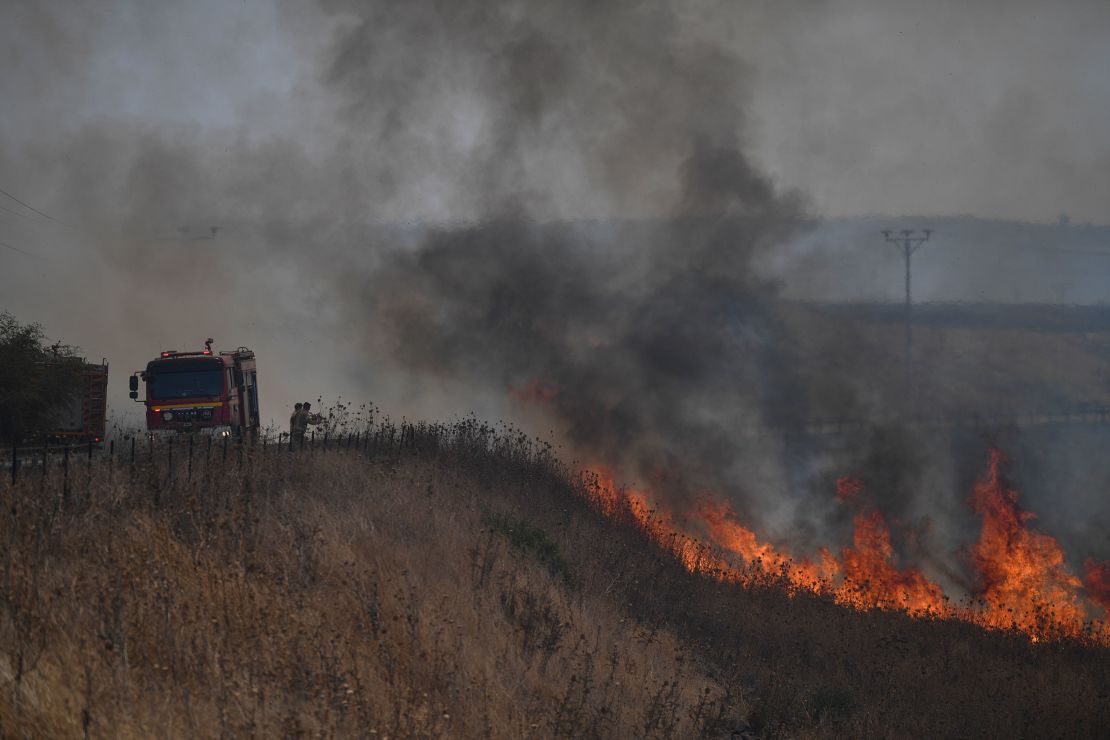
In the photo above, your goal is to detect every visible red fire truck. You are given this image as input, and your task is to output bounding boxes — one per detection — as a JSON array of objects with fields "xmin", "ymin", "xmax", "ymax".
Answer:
[{"xmin": 130, "ymin": 339, "xmax": 260, "ymax": 436}]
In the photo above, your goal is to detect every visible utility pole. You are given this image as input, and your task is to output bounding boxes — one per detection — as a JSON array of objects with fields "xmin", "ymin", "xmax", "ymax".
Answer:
[{"xmin": 882, "ymin": 228, "xmax": 933, "ymax": 415}]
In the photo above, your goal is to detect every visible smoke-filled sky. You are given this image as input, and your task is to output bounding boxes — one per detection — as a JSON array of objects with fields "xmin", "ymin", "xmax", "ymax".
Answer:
[
  {"xmin": 3, "ymin": 0, "xmax": 1110, "ymax": 223},
  {"xmin": 4, "ymin": 0, "xmax": 1110, "ymax": 580}
]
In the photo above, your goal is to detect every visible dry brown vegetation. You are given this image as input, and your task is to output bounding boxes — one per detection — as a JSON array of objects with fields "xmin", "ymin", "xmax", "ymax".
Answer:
[
  {"xmin": 779, "ymin": 303, "xmax": 1110, "ymax": 419},
  {"xmin": 1, "ymin": 422, "xmax": 1109, "ymax": 738}
]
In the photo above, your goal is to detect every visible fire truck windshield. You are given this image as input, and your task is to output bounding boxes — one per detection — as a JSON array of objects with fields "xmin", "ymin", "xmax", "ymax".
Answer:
[{"xmin": 146, "ymin": 360, "xmax": 224, "ymax": 400}]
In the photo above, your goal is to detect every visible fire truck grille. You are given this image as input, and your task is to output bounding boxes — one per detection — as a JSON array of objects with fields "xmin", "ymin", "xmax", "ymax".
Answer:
[{"xmin": 162, "ymin": 407, "xmax": 215, "ymax": 423}]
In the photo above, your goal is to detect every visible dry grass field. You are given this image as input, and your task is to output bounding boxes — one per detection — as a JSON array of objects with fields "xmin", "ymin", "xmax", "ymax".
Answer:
[
  {"xmin": 779, "ymin": 302, "xmax": 1110, "ymax": 421},
  {"xmin": 1, "ymin": 422, "xmax": 1108, "ymax": 738}
]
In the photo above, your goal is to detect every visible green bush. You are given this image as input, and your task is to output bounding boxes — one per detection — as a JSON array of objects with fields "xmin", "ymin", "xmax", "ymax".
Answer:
[
  {"xmin": 0, "ymin": 312, "xmax": 81, "ymax": 442},
  {"xmin": 483, "ymin": 510, "xmax": 576, "ymax": 588}
]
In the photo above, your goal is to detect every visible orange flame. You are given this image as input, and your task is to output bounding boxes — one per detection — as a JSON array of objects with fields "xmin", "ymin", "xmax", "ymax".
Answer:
[
  {"xmin": 698, "ymin": 501, "xmax": 838, "ymax": 590},
  {"xmin": 968, "ymin": 448, "xmax": 1086, "ymax": 635},
  {"xmin": 585, "ymin": 467, "xmax": 725, "ymax": 574},
  {"xmin": 835, "ymin": 476, "xmax": 864, "ymax": 504},
  {"xmin": 580, "ymin": 448, "xmax": 1109, "ymax": 645},
  {"xmin": 509, "ymin": 379, "xmax": 560, "ymax": 405},
  {"xmin": 839, "ymin": 509, "xmax": 945, "ymax": 614},
  {"xmin": 1084, "ymin": 559, "xmax": 1110, "ymax": 613}
]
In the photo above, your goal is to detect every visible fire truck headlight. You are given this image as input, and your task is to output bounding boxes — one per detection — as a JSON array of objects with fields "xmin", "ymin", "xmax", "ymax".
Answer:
[{"xmin": 162, "ymin": 411, "xmax": 174, "ymax": 421}]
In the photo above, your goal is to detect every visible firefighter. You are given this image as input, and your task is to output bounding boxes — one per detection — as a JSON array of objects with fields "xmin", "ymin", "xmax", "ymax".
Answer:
[
  {"xmin": 292, "ymin": 402, "xmax": 313, "ymax": 446},
  {"xmin": 290, "ymin": 402, "xmax": 323, "ymax": 446},
  {"xmin": 302, "ymin": 401, "xmax": 324, "ymax": 427},
  {"xmin": 289, "ymin": 402, "xmax": 303, "ymax": 441}
]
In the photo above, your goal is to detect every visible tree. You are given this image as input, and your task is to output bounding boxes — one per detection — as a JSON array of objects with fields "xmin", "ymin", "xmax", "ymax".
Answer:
[{"xmin": 0, "ymin": 312, "xmax": 82, "ymax": 443}]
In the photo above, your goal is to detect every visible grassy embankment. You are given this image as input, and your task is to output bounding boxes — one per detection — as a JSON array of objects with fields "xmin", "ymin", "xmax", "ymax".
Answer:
[{"xmin": 1, "ymin": 421, "xmax": 1108, "ymax": 738}]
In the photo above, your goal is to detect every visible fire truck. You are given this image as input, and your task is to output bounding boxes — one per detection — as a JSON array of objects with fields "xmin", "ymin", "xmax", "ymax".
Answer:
[
  {"xmin": 47, "ymin": 357, "xmax": 109, "ymax": 444},
  {"xmin": 130, "ymin": 339, "xmax": 260, "ymax": 436}
]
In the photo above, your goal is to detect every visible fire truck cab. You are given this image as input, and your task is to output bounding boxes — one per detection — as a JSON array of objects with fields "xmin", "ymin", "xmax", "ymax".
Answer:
[{"xmin": 130, "ymin": 339, "xmax": 260, "ymax": 436}]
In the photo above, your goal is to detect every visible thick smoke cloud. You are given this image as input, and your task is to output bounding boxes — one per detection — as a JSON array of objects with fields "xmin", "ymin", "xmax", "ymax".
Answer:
[
  {"xmin": 353, "ymin": 218, "xmax": 807, "ymax": 509},
  {"xmin": 318, "ymin": 0, "xmax": 797, "ymax": 222},
  {"xmin": 319, "ymin": 0, "xmax": 828, "ymax": 525}
]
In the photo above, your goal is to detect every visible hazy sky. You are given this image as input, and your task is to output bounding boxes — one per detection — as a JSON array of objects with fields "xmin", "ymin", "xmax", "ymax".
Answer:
[
  {"xmin": 2, "ymin": 0, "xmax": 1109, "ymax": 224},
  {"xmin": 743, "ymin": 0, "xmax": 1110, "ymax": 222}
]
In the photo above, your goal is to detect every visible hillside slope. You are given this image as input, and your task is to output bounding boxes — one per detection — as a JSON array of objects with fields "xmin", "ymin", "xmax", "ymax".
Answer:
[{"xmin": 1, "ymin": 426, "xmax": 1108, "ymax": 738}]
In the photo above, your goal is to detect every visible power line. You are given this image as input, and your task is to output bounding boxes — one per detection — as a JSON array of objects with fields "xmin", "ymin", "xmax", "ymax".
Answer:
[
  {"xmin": 0, "ymin": 239, "xmax": 37, "ymax": 258},
  {"xmin": 0, "ymin": 185, "xmax": 72, "ymax": 227},
  {"xmin": 1028, "ymin": 245, "xmax": 1110, "ymax": 258},
  {"xmin": 0, "ymin": 185, "xmax": 221, "ymax": 241},
  {"xmin": 0, "ymin": 201, "xmax": 38, "ymax": 221}
]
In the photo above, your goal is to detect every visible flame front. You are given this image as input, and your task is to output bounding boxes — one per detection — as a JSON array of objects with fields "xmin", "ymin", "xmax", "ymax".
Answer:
[
  {"xmin": 968, "ymin": 448, "xmax": 1087, "ymax": 634},
  {"xmin": 698, "ymin": 500, "xmax": 838, "ymax": 590},
  {"xmin": 583, "ymin": 448, "xmax": 1109, "ymax": 645},
  {"xmin": 839, "ymin": 509, "xmax": 946, "ymax": 613},
  {"xmin": 1084, "ymin": 559, "xmax": 1110, "ymax": 612}
]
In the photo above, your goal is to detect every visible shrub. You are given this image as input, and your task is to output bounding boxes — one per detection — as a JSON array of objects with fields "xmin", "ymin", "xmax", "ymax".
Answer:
[{"xmin": 0, "ymin": 311, "xmax": 81, "ymax": 442}]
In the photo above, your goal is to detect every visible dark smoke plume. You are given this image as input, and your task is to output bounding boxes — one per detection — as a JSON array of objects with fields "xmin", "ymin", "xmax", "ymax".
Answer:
[{"xmin": 318, "ymin": 0, "xmax": 826, "ymax": 522}]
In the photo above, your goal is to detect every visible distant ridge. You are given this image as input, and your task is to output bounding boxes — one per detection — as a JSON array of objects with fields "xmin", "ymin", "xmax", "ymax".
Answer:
[{"xmin": 802, "ymin": 301, "xmax": 1110, "ymax": 333}]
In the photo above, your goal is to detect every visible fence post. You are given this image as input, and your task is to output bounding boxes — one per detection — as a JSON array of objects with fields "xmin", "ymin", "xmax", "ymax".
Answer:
[
  {"xmin": 86, "ymin": 438, "xmax": 94, "ymax": 502},
  {"xmin": 62, "ymin": 444, "xmax": 70, "ymax": 505}
]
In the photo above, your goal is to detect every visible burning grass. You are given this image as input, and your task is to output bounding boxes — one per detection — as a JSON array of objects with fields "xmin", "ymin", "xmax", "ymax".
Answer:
[
  {"xmin": 0, "ymin": 421, "xmax": 1108, "ymax": 738},
  {"xmin": 586, "ymin": 450, "xmax": 1110, "ymax": 644}
]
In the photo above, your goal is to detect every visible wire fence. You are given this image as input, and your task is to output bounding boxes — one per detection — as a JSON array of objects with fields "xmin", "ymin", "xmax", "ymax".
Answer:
[
  {"xmin": 0, "ymin": 419, "xmax": 455, "ymax": 504},
  {"xmin": 1, "ymin": 414, "xmax": 560, "ymax": 511}
]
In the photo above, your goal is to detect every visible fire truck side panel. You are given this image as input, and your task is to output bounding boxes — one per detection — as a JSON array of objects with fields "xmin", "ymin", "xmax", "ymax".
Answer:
[{"xmin": 51, "ymin": 361, "xmax": 108, "ymax": 442}]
